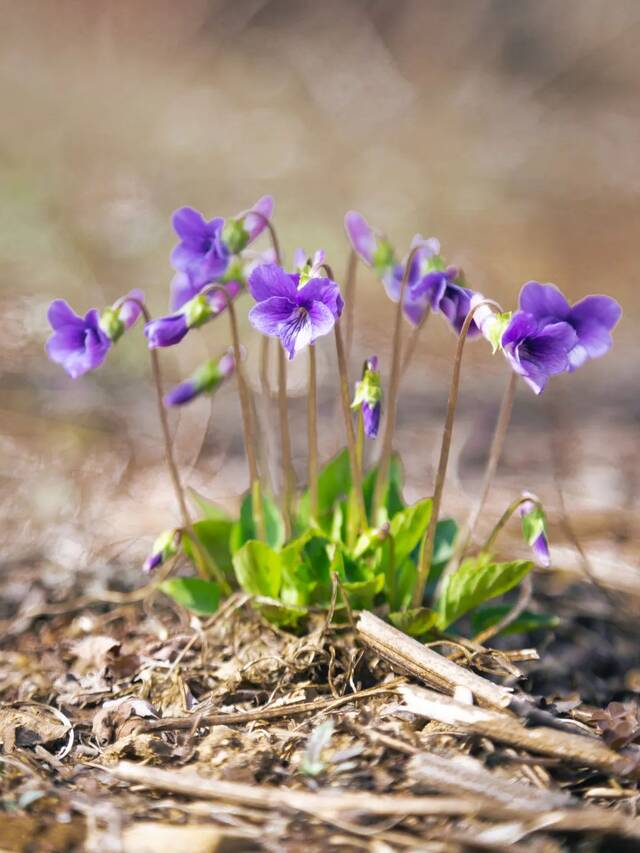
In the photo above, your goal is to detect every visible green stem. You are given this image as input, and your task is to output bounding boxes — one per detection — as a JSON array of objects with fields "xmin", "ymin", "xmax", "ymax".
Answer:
[
  {"xmin": 307, "ymin": 344, "xmax": 319, "ymax": 521},
  {"xmin": 118, "ymin": 296, "xmax": 231, "ymax": 593},
  {"xmin": 481, "ymin": 494, "xmax": 540, "ymax": 555},
  {"xmin": 199, "ymin": 285, "xmax": 265, "ymax": 543},
  {"xmin": 372, "ymin": 245, "xmax": 422, "ymax": 522},
  {"xmin": 412, "ymin": 298, "xmax": 503, "ymax": 607}
]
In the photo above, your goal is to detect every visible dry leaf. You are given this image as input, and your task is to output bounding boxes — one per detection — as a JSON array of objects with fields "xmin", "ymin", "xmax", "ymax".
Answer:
[
  {"xmin": 92, "ymin": 696, "xmax": 158, "ymax": 745},
  {"xmin": 0, "ymin": 705, "xmax": 70, "ymax": 753}
]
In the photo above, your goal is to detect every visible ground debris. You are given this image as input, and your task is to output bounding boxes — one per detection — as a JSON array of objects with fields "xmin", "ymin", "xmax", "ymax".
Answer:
[{"xmin": 1, "ymin": 589, "xmax": 640, "ymax": 850}]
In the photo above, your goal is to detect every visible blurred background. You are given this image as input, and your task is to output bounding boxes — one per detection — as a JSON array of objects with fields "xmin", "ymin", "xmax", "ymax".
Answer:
[{"xmin": 1, "ymin": 0, "xmax": 638, "ymax": 600}]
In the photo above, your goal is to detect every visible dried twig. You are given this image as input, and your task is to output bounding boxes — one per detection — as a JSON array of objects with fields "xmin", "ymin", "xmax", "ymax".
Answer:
[
  {"xmin": 400, "ymin": 684, "xmax": 638, "ymax": 777},
  {"xmin": 357, "ymin": 611, "xmax": 513, "ymax": 710}
]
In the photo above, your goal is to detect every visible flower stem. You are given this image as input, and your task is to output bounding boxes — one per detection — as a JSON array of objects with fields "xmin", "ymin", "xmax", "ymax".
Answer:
[
  {"xmin": 372, "ymin": 246, "xmax": 422, "ymax": 522},
  {"xmin": 241, "ymin": 208, "xmax": 292, "ymax": 535},
  {"xmin": 412, "ymin": 299, "xmax": 502, "ymax": 607},
  {"xmin": 307, "ymin": 344, "xmax": 319, "ymax": 521},
  {"xmin": 481, "ymin": 494, "xmax": 540, "ymax": 554},
  {"xmin": 334, "ymin": 319, "xmax": 367, "ymax": 532},
  {"xmin": 277, "ymin": 345, "xmax": 295, "ymax": 536},
  {"xmin": 120, "ymin": 296, "xmax": 231, "ymax": 593},
  {"xmin": 199, "ymin": 285, "xmax": 266, "ymax": 543},
  {"xmin": 344, "ymin": 247, "xmax": 357, "ymax": 360},
  {"xmin": 456, "ymin": 370, "xmax": 517, "ymax": 560},
  {"xmin": 400, "ymin": 306, "xmax": 431, "ymax": 378}
]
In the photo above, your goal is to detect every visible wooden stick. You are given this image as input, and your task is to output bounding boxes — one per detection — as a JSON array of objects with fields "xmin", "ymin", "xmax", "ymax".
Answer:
[
  {"xmin": 357, "ymin": 610, "xmax": 513, "ymax": 710},
  {"xmin": 108, "ymin": 761, "xmax": 640, "ymax": 837},
  {"xmin": 400, "ymin": 684, "xmax": 638, "ymax": 777}
]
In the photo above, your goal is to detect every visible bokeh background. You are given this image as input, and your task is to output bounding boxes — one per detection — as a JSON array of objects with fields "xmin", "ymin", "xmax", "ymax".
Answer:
[{"xmin": 2, "ymin": 0, "xmax": 638, "ymax": 601}]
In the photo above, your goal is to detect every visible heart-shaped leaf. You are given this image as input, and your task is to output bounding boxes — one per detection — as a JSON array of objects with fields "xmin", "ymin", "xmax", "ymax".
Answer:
[{"xmin": 160, "ymin": 578, "xmax": 220, "ymax": 615}]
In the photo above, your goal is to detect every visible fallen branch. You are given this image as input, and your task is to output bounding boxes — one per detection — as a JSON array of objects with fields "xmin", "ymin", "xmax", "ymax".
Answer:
[
  {"xmin": 357, "ymin": 611, "xmax": 513, "ymax": 710},
  {"xmin": 108, "ymin": 761, "xmax": 640, "ymax": 837},
  {"xmin": 400, "ymin": 684, "xmax": 638, "ymax": 778}
]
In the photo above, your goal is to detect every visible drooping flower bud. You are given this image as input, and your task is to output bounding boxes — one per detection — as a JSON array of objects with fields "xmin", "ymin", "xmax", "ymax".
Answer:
[
  {"xmin": 164, "ymin": 349, "xmax": 236, "ymax": 407},
  {"xmin": 352, "ymin": 356, "xmax": 382, "ymax": 439},
  {"xmin": 143, "ymin": 528, "xmax": 181, "ymax": 573},
  {"xmin": 519, "ymin": 494, "xmax": 550, "ymax": 567}
]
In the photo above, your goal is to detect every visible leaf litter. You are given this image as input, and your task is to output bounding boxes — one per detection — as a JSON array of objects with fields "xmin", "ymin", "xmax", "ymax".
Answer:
[{"xmin": 2, "ymin": 572, "xmax": 640, "ymax": 852}]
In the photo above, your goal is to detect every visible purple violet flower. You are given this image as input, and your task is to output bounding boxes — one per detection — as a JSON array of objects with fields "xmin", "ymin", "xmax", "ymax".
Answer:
[
  {"xmin": 501, "ymin": 312, "xmax": 578, "ymax": 395},
  {"xmin": 248, "ymin": 263, "xmax": 343, "ymax": 360},
  {"xmin": 117, "ymin": 288, "xmax": 145, "ymax": 330},
  {"xmin": 171, "ymin": 196, "xmax": 274, "ymax": 290},
  {"xmin": 46, "ymin": 300, "xmax": 112, "ymax": 378},
  {"xmin": 144, "ymin": 313, "xmax": 189, "ymax": 348},
  {"xmin": 518, "ymin": 281, "xmax": 621, "ymax": 372},
  {"xmin": 352, "ymin": 356, "xmax": 382, "ymax": 439},
  {"xmin": 410, "ymin": 265, "xmax": 481, "ymax": 337},
  {"xmin": 145, "ymin": 282, "xmax": 240, "ymax": 349},
  {"xmin": 164, "ymin": 349, "xmax": 235, "ymax": 407}
]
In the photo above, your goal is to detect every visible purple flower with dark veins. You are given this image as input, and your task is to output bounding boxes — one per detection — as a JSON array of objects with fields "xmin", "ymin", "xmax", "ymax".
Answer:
[
  {"xmin": 171, "ymin": 196, "xmax": 273, "ymax": 290},
  {"xmin": 248, "ymin": 263, "xmax": 343, "ymax": 359},
  {"xmin": 46, "ymin": 300, "xmax": 112, "ymax": 378},
  {"xmin": 518, "ymin": 281, "xmax": 621, "ymax": 372},
  {"xmin": 501, "ymin": 312, "xmax": 577, "ymax": 395}
]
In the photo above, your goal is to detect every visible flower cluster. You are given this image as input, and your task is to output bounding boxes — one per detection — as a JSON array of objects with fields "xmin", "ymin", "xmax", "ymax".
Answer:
[
  {"xmin": 44, "ymin": 195, "xmax": 623, "ymax": 630},
  {"xmin": 344, "ymin": 211, "xmax": 479, "ymax": 335}
]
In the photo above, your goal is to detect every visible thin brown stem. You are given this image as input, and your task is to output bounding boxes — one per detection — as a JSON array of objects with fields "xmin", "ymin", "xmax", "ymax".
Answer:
[
  {"xmin": 456, "ymin": 370, "xmax": 517, "ymax": 561},
  {"xmin": 413, "ymin": 299, "xmax": 503, "ymax": 607},
  {"xmin": 199, "ymin": 285, "xmax": 265, "ymax": 542},
  {"xmin": 400, "ymin": 306, "xmax": 431, "ymax": 378},
  {"xmin": 481, "ymin": 494, "xmax": 539, "ymax": 555},
  {"xmin": 117, "ymin": 295, "xmax": 230, "ymax": 592},
  {"xmin": 277, "ymin": 345, "xmax": 294, "ymax": 536},
  {"xmin": 307, "ymin": 345, "xmax": 319, "ymax": 520},
  {"xmin": 238, "ymin": 210, "xmax": 282, "ymax": 267},
  {"xmin": 372, "ymin": 246, "xmax": 423, "ymax": 522},
  {"xmin": 343, "ymin": 247, "xmax": 357, "ymax": 360}
]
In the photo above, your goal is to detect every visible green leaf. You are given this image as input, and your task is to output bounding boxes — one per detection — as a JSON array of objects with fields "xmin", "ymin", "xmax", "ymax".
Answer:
[
  {"xmin": 471, "ymin": 605, "xmax": 559, "ymax": 637},
  {"xmin": 389, "ymin": 607, "xmax": 438, "ymax": 637},
  {"xmin": 230, "ymin": 492, "xmax": 285, "ymax": 553},
  {"xmin": 431, "ymin": 518, "xmax": 459, "ymax": 572},
  {"xmin": 391, "ymin": 558, "xmax": 417, "ymax": 611},
  {"xmin": 279, "ymin": 531, "xmax": 327, "ymax": 607},
  {"xmin": 232, "ymin": 540, "xmax": 281, "ymax": 599},
  {"xmin": 388, "ymin": 498, "xmax": 432, "ymax": 566},
  {"xmin": 341, "ymin": 574, "xmax": 385, "ymax": 610},
  {"xmin": 159, "ymin": 578, "xmax": 220, "ymax": 615},
  {"xmin": 257, "ymin": 600, "xmax": 308, "ymax": 628},
  {"xmin": 363, "ymin": 454, "xmax": 405, "ymax": 522},
  {"xmin": 183, "ymin": 519, "xmax": 233, "ymax": 577},
  {"xmin": 436, "ymin": 555, "xmax": 534, "ymax": 630},
  {"xmin": 296, "ymin": 450, "xmax": 352, "ymax": 533},
  {"xmin": 187, "ymin": 488, "xmax": 231, "ymax": 521}
]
